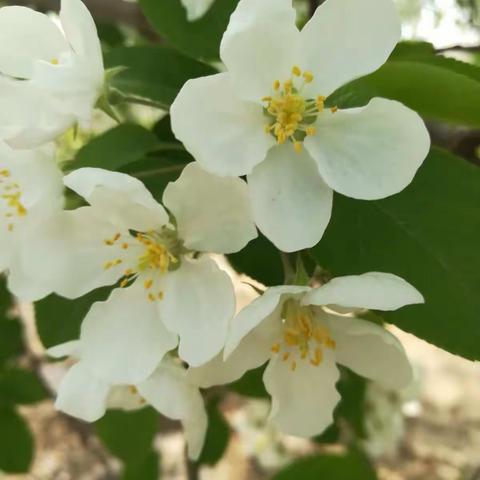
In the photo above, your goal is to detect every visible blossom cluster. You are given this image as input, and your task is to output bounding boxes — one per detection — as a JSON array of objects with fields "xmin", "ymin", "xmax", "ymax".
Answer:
[{"xmin": 0, "ymin": 0, "xmax": 429, "ymax": 458}]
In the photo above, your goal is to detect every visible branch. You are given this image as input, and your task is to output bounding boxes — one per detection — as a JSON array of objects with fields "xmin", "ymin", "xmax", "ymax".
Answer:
[
  {"xmin": 435, "ymin": 44, "xmax": 480, "ymax": 53},
  {"xmin": 6, "ymin": 0, "xmax": 158, "ymax": 40}
]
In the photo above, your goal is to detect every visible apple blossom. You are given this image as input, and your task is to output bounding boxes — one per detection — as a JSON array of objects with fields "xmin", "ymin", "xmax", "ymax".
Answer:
[
  {"xmin": 48, "ymin": 341, "xmax": 208, "ymax": 460},
  {"xmin": 181, "ymin": 0, "xmax": 216, "ymax": 21},
  {"xmin": 188, "ymin": 272, "xmax": 424, "ymax": 437},
  {"xmin": 0, "ymin": 0, "xmax": 104, "ymax": 148},
  {"xmin": 171, "ymin": 0, "xmax": 430, "ymax": 252},
  {"xmin": 23, "ymin": 162, "xmax": 257, "ymax": 374},
  {"xmin": 0, "ymin": 141, "xmax": 64, "ymax": 300}
]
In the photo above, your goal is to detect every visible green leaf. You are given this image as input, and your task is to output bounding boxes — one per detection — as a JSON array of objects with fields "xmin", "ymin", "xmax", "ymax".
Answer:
[
  {"xmin": 121, "ymin": 151, "xmax": 191, "ymax": 202},
  {"xmin": 35, "ymin": 287, "xmax": 111, "ymax": 349},
  {"xmin": 0, "ymin": 368, "xmax": 48, "ymax": 406},
  {"xmin": 0, "ymin": 407, "xmax": 34, "ymax": 473},
  {"xmin": 229, "ymin": 364, "xmax": 268, "ymax": 399},
  {"xmin": 105, "ymin": 45, "xmax": 216, "ymax": 106},
  {"xmin": 197, "ymin": 400, "xmax": 230, "ymax": 466},
  {"xmin": 330, "ymin": 57, "xmax": 480, "ymax": 128},
  {"xmin": 312, "ymin": 148, "xmax": 480, "ymax": 360},
  {"xmin": 272, "ymin": 449, "xmax": 377, "ymax": 480},
  {"xmin": 139, "ymin": 0, "xmax": 238, "ymax": 60},
  {"xmin": 71, "ymin": 124, "xmax": 160, "ymax": 171},
  {"xmin": 228, "ymin": 234, "xmax": 284, "ymax": 287},
  {"xmin": 95, "ymin": 408, "xmax": 158, "ymax": 465},
  {"xmin": 0, "ymin": 320, "xmax": 23, "ymax": 365},
  {"xmin": 123, "ymin": 450, "xmax": 159, "ymax": 480}
]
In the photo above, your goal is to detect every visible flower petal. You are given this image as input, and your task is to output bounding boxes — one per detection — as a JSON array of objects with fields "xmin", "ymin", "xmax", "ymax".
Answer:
[
  {"xmin": 247, "ymin": 146, "xmax": 333, "ymax": 252},
  {"xmin": 220, "ymin": 0, "xmax": 300, "ymax": 102},
  {"xmin": 326, "ymin": 315, "xmax": 413, "ymax": 390},
  {"xmin": 180, "ymin": 0, "xmax": 215, "ymax": 21},
  {"xmin": 55, "ymin": 362, "xmax": 110, "ymax": 422},
  {"xmin": 138, "ymin": 361, "xmax": 208, "ymax": 460},
  {"xmin": 64, "ymin": 168, "xmax": 169, "ymax": 232},
  {"xmin": 305, "ymin": 98, "xmax": 430, "ymax": 200},
  {"xmin": 16, "ymin": 208, "xmax": 122, "ymax": 299},
  {"xmin": 300, "ymin": 0, "xmax": 400, "ymax": 97},
  {"xmin": 163, "ymin": 162, "xmax": 257, "ymax": 254},
  {"xmin": 171, "ymin": 73, "xmax": 274, "ymax": 177},
  {"xmin": 159, "ymin": 256, "xmax": 235, "ymax": 367},
  {"xmin": 60, "ymin": 0, "xmax": 103, "ymax": 74},
  {"xmin": 47, "ymin": 341, "xmax": 81, "ymax": 359},
  {"xmin": 0, "ymin": 6, "xmax": 68, "ymax": 78},
  {"xmin": 224, "ymin": 285, "xmax": 310, "ymax": 358},
  {"xmin": 263, "ymin": 348, "xmax": 340, "ymax": 437},
  {"xmin": 81, "ymin": 285, "xmax": 178, "ymax": 384},
  {"xmin": 304, "ymin": 272, "xmax": 424, "ymax": 311},
  {"xmin": 187, "ymin": 315, "xmax": 277, "ymax": 389}
]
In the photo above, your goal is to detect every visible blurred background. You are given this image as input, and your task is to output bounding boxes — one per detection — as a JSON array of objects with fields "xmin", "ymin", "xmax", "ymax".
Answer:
[{"xmin": 1, "ymin": 0, "xmax": 480, "ymax": 479}]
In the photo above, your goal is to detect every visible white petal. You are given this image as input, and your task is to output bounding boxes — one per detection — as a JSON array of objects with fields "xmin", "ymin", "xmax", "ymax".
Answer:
[
  {"xmin": 60, "ymin": 0, "xmax": 103, "ymax": 75},
  {"xmin": 159, "ymin": 256, "xmax": 235, "ymax": 367},
  {"xmin": 107, "ymin": 386, "xmax": 146, "ymax": 412},
  {"xmin": 171, "ymin": 73, "xmax": 274, "ymax": 177},
  {"xmin": 300, "ymin": 0, "xmax": 400, "ymax": 97},
  {"xmin": 304, "ymin": 272, "xmax": 424, "ymax": 311},
  {"xmin": 163, "ymin": 163, "xmax": 257, "ymax": 254},
  {"xmin": 225, "ymin": 286, "xmax": 309, "ymax": 358},
  {"xmin": 264, "ymin": 348, "xmax": 341, "ymax": 437},
  {"xmin": 0, "ymin": 6, "xmax": 68, "ymax": 78},
  {"xmin": 64, "ymin": 168, "xmax": 169, "ymax": 232},
  {"xmin": 247, "ymin": 146, "xmax": 333, "ymax": 252},
  {"xmin": 220, "ymin": 0, "xmax": 300, "ymax": 102},
  {"xmin": 81, "ymin": 285, "xmax": 178, "ymax": 384},
  {"xmin": 181, "ymin": 0, "xmax": 215, "ymax": 21},
  {"xmin": 55, "ymin": 362, "xmax": 110, "ymax": 422},
  {"xmin": 305, "ymin": 98, "xmax": 430, "ymax": 200},
  {"xmin": 138, "ymin": 361, "xmax": 208, "ymax": 460},
  {"xmin": 326, "ymin": 314, "xmax": 413, "ymax": 389},
  {"xmin": 187, "ymin": 315, "xmax": 276, "ymax": 389},
  {"xmin": 17, "ymin": 208, "xmax": 122, "ymax": 299},
  {"xmin": 47, "ymin": 340, "xmax": 82, "ymax": 359}
]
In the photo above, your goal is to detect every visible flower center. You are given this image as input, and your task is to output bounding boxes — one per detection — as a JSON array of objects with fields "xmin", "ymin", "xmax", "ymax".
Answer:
[
  {"xmin": 262, "ymin": 66, "xmax": 338, "ymax": 153},
  {"xmin": 102, "ymin": 227, "xmax": 182, "ymax": 302},
  {"xmin": 0, "ymin": 168, "xmax": 27, "ymax": 232},
  {"xmin": 271, "ymin": 299, "xmax": 336, "ymax": 372}
]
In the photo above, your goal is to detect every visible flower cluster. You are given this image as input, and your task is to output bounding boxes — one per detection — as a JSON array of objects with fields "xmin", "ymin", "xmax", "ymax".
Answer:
[{"xmin": 0, "ymin": 0, "xmax": 429, "ymax": 459}]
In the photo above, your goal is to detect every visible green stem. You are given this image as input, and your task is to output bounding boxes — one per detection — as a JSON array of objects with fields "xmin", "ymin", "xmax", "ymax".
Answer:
[
  {"xmin": 132, "ymin": 164, "xmax": 187, "ymax": 179},
  {"xmin": 280, "ymin": 252, "xmax": 295, "ymax": 284},
  {"xmin": 121, "ymin": 95, "xmax": 169, "ymax": 110}
]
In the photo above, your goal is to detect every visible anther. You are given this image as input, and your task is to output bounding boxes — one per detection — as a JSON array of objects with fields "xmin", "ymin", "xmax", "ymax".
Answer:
[
  {"xmin": 292, "ymin": 66, "xmax": 302, "ymax": 77},
  {"xmin": 303, "ymin": 71, "xmax": 314, "ymax": 83}
]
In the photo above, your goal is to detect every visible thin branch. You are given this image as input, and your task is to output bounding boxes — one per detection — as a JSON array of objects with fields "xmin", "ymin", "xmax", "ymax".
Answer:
[
  {"xmin": 435, "ymin": 44, "xmax": 480, "ymax": 53},
  {"xmin": 132, "ymin": 164, "xmax": 187, "ymax": 179}
]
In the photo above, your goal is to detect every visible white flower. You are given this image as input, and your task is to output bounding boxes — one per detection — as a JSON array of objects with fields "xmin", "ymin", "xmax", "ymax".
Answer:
[
  {"xmin": 171, "ymin": 0, "xmax": 430, "ymax": 252},
  {"xmin": 48, "ymin": 341, "xmax": 208, "ymax": 460},
  {"xmin": 0, "ymin": 141, "xmax": 64, "ymax": 300},
  {"xmin": 0, "ymin": 0, "xmax": 104, "ymax": 148},
  {"xmin": 24, "ymin": 163, "xmax": 257, "ymax": 377},
  {"xmin": 189, "ymin": 272, "xmax": 424, "ymax": 437},
  {"xmin": 181, "ymin": 0, "xmax": 216, "ymax": 21}
]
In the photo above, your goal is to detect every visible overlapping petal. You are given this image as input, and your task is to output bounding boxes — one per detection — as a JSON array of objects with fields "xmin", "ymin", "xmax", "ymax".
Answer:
[
  {"xmin": 300, "ymin": 0, "xmax": 400, "ymax": 97},
  {"xmin": 64, "ymin": 168, "xmax": 169, "ymax": 232},
  {"xmin": 264, "ymin": 348, "xmax": 341, "ymax": 437},
  {"xmin": 247, "ymin": 146, "xmax": 333, "ymax": 252},
  {"xmin": 325, "ymin": 315, "xmax": 413, "ymax": 390},
  {"xmin": 0, "ymin": 6, "xmax": 68, "ymax": 78},
  {"xmin": 138, "ymin": 361, "xmax": 208, "ymax": 460},
  {"xmin": 55, "ymin": 362, "xmax": 110, "ymax": 422},
  {"xmin": 81, "ymin": 285, "xmax": 178, "ymax": 384},
  {"xmin": 163, "ymin": 162, "xmax": 257, "ymax": 254},
  {"xmin": 220, "ymin": 0, "xmax": 300, "ymax": 102},
  {"xmin": 304, "ymin": 272, "xmax": 424, "ymax": 310},
  {"xmin": 171, "ymin": 73, "xmax": 275, "ymax": 177},
  {"xmin": 159, "ymin": 256, "xmax": 235, "ymax": 367},
  {"xmin": 305, "ymin": 98, "xmax": 430, "ymax": 200}
]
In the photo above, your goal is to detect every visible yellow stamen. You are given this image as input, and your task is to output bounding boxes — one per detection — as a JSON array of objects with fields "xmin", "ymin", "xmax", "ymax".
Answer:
[{"xmin": 292, "ymin": 66, "xmax": 302, "ymax": 77}]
